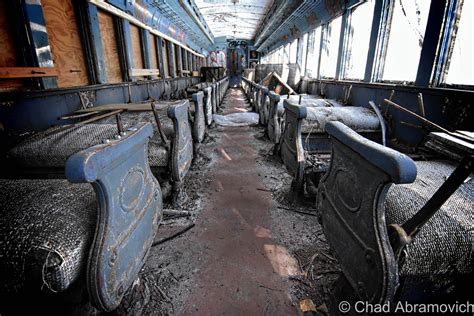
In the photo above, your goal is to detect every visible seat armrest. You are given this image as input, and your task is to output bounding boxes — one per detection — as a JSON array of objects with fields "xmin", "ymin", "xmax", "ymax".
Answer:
[
  {"xmin": 65, "ymin": 123, "xmax": 162, "ymax": 311},
  {"xmin": 325, "ymin": 121, "xmax": 416, "ymax": 184}
]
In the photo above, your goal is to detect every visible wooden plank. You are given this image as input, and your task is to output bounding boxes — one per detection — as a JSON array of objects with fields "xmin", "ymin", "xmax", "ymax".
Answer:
[
  {"xmin": 42, "ymin": 0, "xmax": 89, "ymax": 87},
  {"xmin": 75, "ymin": 101, "xmax": 179, "ymax": 113},
  {"xmin": 130, "ymin": 23, "xmax": 144, "ymax": 80},
  {"xmin": 128, "ymin": 68, "xmax": 160, "ymax": 77},
  {"xmin": 98, "ymin": 10, "xmax": 122, "ymax": 83},
  {"xmin": 0, "ymin": 1, "xmax": 23, "ymax": 90},
  {"xmin": 0, "ymin": 67, "xmax": 60, "ymax": 78}
]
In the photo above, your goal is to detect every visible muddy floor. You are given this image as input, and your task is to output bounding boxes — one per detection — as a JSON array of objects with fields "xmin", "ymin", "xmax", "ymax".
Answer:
[{"xmin": 112, "ymin": 88, "xmax": 341, "ymax": 315}]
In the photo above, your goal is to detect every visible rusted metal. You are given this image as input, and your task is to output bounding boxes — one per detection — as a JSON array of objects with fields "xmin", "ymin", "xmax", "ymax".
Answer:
[{"xmin": 383, "ymin": 99, "xmax": 450, "ymax": 133}]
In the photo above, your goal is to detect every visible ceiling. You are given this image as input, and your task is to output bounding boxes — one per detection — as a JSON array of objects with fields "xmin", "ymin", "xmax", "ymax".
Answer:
[{"xmin": 194, "ymin": 0, "xmax": 274, "ymax": 40}]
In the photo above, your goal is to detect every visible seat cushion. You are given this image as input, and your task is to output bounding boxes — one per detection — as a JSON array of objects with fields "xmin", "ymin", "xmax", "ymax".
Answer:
[
  {"xmin": 277, "ymin": 96, "xmax": 343, "ymax": 117},
  {"xmin": 302, "ymin": 106, "xmax": 380, "ymax": 134},
  {"xmin": 8, "ymin": 120, "xmax": 169, "ymax": 168},
  {"xmin": 0, "ymin": 179, "xmax": 96, "ymax": 293},
  {"xmin": 385, "ymin": 160, "xmax": 473, "ymax": 276}
]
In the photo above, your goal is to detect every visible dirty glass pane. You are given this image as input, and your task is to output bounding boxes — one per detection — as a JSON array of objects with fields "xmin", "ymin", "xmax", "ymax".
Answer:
[
  {"xmin": 345, "ymin": 0, "xmax": 375, "ymax": 79},
  {"xmin": 300, "ymin": 33, "xmax": 309, "ymax": 74},
  {"xmin": 382, "ymin": 0, "xmax": 431, "ymax": 82},
  {"xmin": 320, "ymin": 15, "xmax": 342, "ymax": 78},
  {"xmin": 445, "ymin": 1, "xmax": 473, "ymax": 85},
  {"xmin": 306, "ymin": 26, "xmax": 322, "ymax": 78},
  {"xmin": 289, "ymin": 39, "xmax": 298, "ymax": 63},
  {"xmin": 283, "ymin": 44, "xmax": 290, "ymax": 65}
]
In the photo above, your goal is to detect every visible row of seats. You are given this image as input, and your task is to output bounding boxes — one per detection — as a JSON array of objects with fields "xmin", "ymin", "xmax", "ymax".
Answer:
[
  {"xmin": 0, "ymin": 77, "xmax": 229, "ymax": 313},
  {"xmin": 242, "ymin": 76, "xmax": 473, "ymax": 308}
]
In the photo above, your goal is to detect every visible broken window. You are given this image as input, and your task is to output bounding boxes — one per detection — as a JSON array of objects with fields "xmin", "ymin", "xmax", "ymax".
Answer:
[
  {"xmin": 306, "ymin": 26, "xmax": 322, "ymax": 78},
  {"xmin": 444, "ymin": 0, "xmax": 473, "ymax": 86},
  {"xmin": 344, "ymin": 0, "xmax": 375, "ymax": 80},
  {"xmin": 320, "ymin": 15, "xmax": 342, "ymax": 78},
  {"xmin": 382, "ymin": 0, "xmax": 431, "ymax": 82}
]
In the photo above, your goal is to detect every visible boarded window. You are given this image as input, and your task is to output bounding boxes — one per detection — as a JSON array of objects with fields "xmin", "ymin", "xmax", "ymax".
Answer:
[
  {"xmin": 98, "ymin": 10, "xmax": 122, "ymax": 83},
  {"xmin": 344, "ymin": 0, "xmax": 375, "ymax": 80},
  {"xmin": 320, "ymin": 16, "xmax": 342, "ymax": 78},
  {"xmin": 130, "ymin": 23, "xmax": 144, "ymax": 79},
  {"xmin": 444, "ymin": 1, "xmax": 473, "ymax": 86},
  {"xmin": 149, "ymin": 34, "xmax": 159, "ymax": 74},
  {"xmin": 0, "ymin": 1, "xmax": 22, "ymax": 91},
  {"xmin": 382, "ymin": 0, "xmax": 431, "ymax": 82},
  {"xmin": 42, "ymin": 0, "xmax": 89, "ymax": 87}
]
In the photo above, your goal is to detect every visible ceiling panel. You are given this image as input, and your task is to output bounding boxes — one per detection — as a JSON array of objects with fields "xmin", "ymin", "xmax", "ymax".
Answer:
[{"xmin": 194, "ymin": 0, "xmax": 274, "ymax": 40}]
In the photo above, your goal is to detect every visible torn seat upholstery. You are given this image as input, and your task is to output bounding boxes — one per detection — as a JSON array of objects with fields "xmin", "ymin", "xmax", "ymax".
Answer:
[{"xmin": 318, "ymin": 122, "xmax": 473, "ymax": 304}]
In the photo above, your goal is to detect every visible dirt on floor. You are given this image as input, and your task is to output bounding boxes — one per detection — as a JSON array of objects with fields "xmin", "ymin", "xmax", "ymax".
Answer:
[{"xmin": 111, "ymin": 89, "xmax": 341, "ymax": 316}]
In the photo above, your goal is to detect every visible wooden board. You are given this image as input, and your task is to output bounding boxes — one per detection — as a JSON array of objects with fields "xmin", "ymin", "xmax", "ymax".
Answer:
[
  {"xmin": 75, "ymin": 101, "xmax": 180, "ymax": 113},
  {"xmin": 149, "ymin": 33, "xmax": 159, "ymax": 74},
  {"xmin": 0, "ymin": 1, "xmax": 23, "ymax": 90},
  {"xmin": 0, "ymin": 67, "xmax": 59, "ymax": 78},
  {"xmin": 261, "ymin": 72, "xmax": 296, "ymax": 95},
  {"xmin": 98, "ymin": 10, "xmax": 122, "ymax": 83},
  {"xmin": 42, "ymin": 0, "xmax": 89, "ymax": 87},
  {"xmin": 128, "ymin": 68, "xmax": 160, "ymax": 77},
  {"xmin": 130, "ymin": 23, "xmax": 144, "ymax": 80}
]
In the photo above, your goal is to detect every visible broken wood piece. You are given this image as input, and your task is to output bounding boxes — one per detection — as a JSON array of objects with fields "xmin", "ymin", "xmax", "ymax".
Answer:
[
  {"xmin": 299, "ymin": 299, "xmax": 317, "ymax": 315},
  {"xmin": 277, "ymin": 206, "xmax": 319, "ymax": 217},
  {"xmin": 163, "ymin": 209, "xmax": 192, "ymax": 216},
  {"xmin": 152, "ymin": 223, "xmax": 195, "ymax": 246},
  {"xmin": 128, "ymin": 68, "xmax": 160, "ymax": 77},
  {"xmin": 157, "ymin": 286, "xmax": 171, "ymax": 302},
  {"xmin": 383, "ymin": 99, "xmax": 450, "ymax": 133}
]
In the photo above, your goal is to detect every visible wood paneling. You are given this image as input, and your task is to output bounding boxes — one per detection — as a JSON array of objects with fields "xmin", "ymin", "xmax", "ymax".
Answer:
[
  {"xmin": 98, "ymin": 10, "xmax": 122, "ymax": 83},
  {"xmin": 42, "ymin": 0, "xmax": 89, "ymax": 87},
  {"xmin": 130, "ymin": 23, "xmax": 144, "ymax": 79},
  {"xmin": 149, "ymin": 33, "xmax": 159, "ymax": 73},
  {"xmin": 0, "ymin": 1, "xmax": 22, "ymax": 90}
]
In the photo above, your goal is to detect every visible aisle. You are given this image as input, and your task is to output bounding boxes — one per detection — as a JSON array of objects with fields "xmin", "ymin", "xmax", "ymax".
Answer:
[{"xmin": 182, "ymin": 88, "xmax": 296, "ymax": 314}]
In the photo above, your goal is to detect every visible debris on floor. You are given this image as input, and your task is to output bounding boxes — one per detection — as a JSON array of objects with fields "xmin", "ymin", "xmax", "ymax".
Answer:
[
  {"xmin": 112, "ymin": 88, "xmax": 340, "ymax": 315},
  {"xmin": 213, "ymin": 112, "xmax": 259, "ymax": 127}
]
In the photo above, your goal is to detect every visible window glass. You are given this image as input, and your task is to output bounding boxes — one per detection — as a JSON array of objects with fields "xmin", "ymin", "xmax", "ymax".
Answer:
[
  {"xmin": 320, "ymin": 16, "xmax": 342, "ymax": 78},
  {"xmin": 306, "ymin": 26, "xmax": 321, "ymax": 78},
  {"xmin": 289, "ymin": 39, "xmax": 297, "ymax": 63},
  {"xmin": 445, "ymin": 1, "xmax": 473, "ymax": 85},
  {"xmin": 344, "ymin": 0, "xmax": 375, "ymax": 79},
  {"xmin": 382, "ymin": 0, "xmax": 431, "ymax": 82},
  {"xmin": 283, "ymin": 44, "xmax": 290, "ymax": 65},
  {"xmin": 300, "ymin": 33, "xmax": 308, "ymax": 74}
]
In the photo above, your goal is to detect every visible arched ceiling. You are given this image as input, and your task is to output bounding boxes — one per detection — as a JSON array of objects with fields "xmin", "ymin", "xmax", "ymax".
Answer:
[{"xmin": 194, "ymin": 0, "xmax": 274, "ymax": 40}]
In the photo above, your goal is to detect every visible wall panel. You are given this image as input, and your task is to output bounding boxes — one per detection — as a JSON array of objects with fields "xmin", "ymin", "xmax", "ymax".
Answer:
[
  {"xmin": 42, "ymin": 0, "xmax": 89, "ymax": 87},
  {"xmin": 98, "ymin": 10, "xmax": 122, "ymax": 83}
]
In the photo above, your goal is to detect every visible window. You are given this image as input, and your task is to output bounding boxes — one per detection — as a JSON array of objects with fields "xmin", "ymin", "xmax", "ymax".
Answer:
[
  {"xmin": 283, "ymin": 44, "xmax": 290, "ymax": 65},
  {"xmin": 382, "ymin": 0, "xmax": 431, "ymax": 82},
  {"xmin": 344, "ymin": 0, "xmax": 375, "ymax": 79},
  {"xmin": 299, "ymin": 33, "xmax": 308, "ymax": 74},
  {"xmin": 444, "ymin": 0, "xmax": 473, "ymax": 86},
  {"xmin": 306, "ymin": 26, "xmax": 321, "ymax": 78},
  {"xmin": 320, "ymin": 16, "xmax": 342, "ymax": 78},
  {"xmin": 289, "ymin": 39, "xmax": 297, "ymax": 63}
]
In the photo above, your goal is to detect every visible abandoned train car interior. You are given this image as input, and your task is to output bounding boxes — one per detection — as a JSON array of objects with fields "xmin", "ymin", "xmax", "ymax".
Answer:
[{"xmin": 0, "ymin": 0, "xmax": 473, "ymax": 314}]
